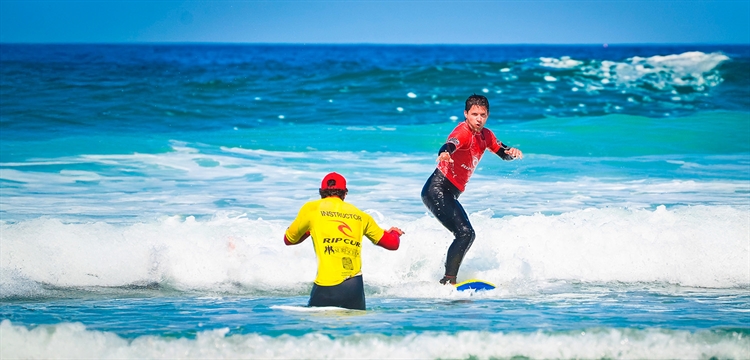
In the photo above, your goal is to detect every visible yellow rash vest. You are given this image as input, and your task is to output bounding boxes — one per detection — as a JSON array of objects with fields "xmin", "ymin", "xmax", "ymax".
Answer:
[{"xmin": 284, "ymin": 196, "xmax": 387, "ymax": 286}]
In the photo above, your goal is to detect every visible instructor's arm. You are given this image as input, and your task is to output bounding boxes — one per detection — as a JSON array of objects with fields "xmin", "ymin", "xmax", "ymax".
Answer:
[
  {"xmin": 283, "ymin": 203, "xmax": 312, "ymax": 245},
  {"xmin": 377, "ymin": 227, "xmax": 404, "ymax": 250}
]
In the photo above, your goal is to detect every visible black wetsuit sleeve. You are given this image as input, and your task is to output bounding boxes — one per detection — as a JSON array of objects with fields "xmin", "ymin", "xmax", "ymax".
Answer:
[
  {"xmin": 438, "ymin": 142, "xmax": 457, "ymax": 155},
  {"xmin": 495, "ymin": 142, "xmax": 515, "ymax": 160}
]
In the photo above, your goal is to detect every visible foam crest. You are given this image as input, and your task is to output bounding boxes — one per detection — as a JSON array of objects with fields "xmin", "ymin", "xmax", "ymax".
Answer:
[
  {"xmin": 603, "ymin": 52, "xmax": 729, "ymax": 90},
  {"xmin": 0, "ymin": 214, "xmax": 307, "ymax": 295},
  {"xmin": 540, "ymin": 56, "xmax": 583, "ymax": 69},
  {"xmin": 1, "ymin": 205, "xmax": 747, "ymax": 299},
  {"xmin": 629, "ymin": 52, "xmax": 730, "ymax": 79},
  {"xmin": 537, "ymin": 51, "xmax": 730, "ymax": 95},
  {"xmin": 371, "ymin": 205, "xmax": 749, "ymax": 294},
  {"xmin": 2, "ymin": 320, "xmax": 747, "ymax": 359}
]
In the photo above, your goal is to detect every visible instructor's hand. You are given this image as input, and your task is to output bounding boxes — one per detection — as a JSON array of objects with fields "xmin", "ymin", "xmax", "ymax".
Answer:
[
  {"xmin": 387, "ymin": 227, "xmax": 404, "ymax": 236},
  {"xmin": 437, "ymin": 151, "xmax": 453, "ymax": 163},
  {"xmin": 505, "ymin": 147, "xmax": 523, "ymax": 159}
]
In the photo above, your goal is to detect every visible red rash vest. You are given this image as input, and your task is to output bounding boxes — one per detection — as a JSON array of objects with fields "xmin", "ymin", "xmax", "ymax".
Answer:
[{"xmin": 437, "ymin": 122, "xmax": 502, "ymax": 192}]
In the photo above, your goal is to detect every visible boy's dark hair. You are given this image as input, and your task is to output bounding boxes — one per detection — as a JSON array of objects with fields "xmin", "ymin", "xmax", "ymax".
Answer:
[
  {"xmin": 319, "ymin": 189, "xmax": 347, "ymax": 199},
  {"xmin": 465, "ymin": 94, "xmax": 490, "ymax": 111}
]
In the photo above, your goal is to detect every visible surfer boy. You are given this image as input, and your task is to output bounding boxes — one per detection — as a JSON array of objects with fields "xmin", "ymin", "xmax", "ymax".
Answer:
[
  {"xmin": 284, "ymin": 172, "xmax": 404, "ymax": 310},
  {"xmin": 422, "ymin": 94, "xmax": 523, "ymax": 285}
]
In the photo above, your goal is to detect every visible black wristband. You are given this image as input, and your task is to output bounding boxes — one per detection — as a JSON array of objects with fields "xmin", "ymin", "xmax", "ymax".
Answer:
[
  {"xmin": 496, "ymin": 143, "xmax": 514, "ymax": 160},
  {"xmin": 438, "ymin": 142, "xmax": 457, "ymax": 155}
]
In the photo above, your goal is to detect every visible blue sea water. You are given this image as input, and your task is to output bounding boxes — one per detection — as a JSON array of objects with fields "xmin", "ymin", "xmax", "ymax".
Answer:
[{"xmin": 1, "ymin": 44, "xmax": 749, "ymax": 359}]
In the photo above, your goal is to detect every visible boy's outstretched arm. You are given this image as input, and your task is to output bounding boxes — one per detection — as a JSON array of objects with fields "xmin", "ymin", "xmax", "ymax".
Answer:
[
  {"xmin": 496, "ymin": 143, "xmax": 523, "ymax": 160},
  {"xmin": 436, "ymin": 142, "xmax": 457, "ymax": 163}
]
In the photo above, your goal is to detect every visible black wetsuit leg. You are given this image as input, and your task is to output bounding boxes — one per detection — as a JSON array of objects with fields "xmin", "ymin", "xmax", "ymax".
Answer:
[
  {"xmin": 421, "ymin": 169, "xmax": 476, "ymax": 278},
  {"xmin": 308, "ymin": 275, "xmax": 365, "ymax": 310}
]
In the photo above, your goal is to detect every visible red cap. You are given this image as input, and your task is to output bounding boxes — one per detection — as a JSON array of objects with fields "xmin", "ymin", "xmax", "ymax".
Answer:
[{"xmin": 320, "ymin": 172, "xmax": 347, "ymax": 190}]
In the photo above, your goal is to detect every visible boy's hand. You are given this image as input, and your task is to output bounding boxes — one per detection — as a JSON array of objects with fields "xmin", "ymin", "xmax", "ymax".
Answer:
[
  {"xmin": 437, "ymin": 151, "xmax": 453, "ymax": 163},
  {"xmin": 505, "ymin": 147, "xmax": 523, "ymax": 159}
]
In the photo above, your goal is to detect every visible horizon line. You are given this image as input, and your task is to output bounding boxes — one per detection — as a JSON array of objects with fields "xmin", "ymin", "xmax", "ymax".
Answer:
[{"xmin": 2, "ymin": 41, "xmax": 748, "ymax": 46}]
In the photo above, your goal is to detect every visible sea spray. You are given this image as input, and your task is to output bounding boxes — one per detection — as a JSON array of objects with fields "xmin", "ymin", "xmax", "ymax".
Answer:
[
  {"xmin": 2, "ymin": 205, "xmax": 746, "ymax": 300},
  {"xmin": 2, "ymin": 320, "xmax": 748, "ymax": 360}
]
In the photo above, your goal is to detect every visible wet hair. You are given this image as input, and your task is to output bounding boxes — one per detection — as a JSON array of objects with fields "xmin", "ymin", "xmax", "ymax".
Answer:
[
  {"xmin": 319, "ymin": 189, "xmax": 347, "ymax": 199},
  {"xmin": 465, "ymin": 94, "xmax": 490, "ymax": 112}
]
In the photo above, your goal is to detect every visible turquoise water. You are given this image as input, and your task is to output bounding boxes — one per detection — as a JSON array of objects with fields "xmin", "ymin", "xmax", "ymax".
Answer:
[
  {"xmin": 2, "ymin": 289, "xmax": 748, "ymax": 358},
  {"xmin": 1, "ymin": 44, "xmax": 749, "ymax": 359}
]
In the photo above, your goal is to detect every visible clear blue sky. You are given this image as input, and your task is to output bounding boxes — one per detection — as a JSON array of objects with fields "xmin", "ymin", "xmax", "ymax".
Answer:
[{"xmin": 1, "ymin": 0, "xmax": 748, "ymax": 44}]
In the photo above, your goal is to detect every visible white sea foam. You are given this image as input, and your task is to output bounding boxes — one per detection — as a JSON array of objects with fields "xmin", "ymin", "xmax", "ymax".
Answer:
[
  {"xmin": 271, "ymin": 305, "xmax": 362, "ymax": 313},
  {"xmin": 1, "ymin": 145, "xmax": 748, "ymax": 222},
  {"xmin": 1, "ymin": 205, "xmax": 747, "ymax": 299},
  {"xmin": 600, "ymin": 52, "xmax": 729, "ymax": 90},
  {"xmin": 1, "ymin": 320, "xmax": 747, "ymax": 359},
  {"xmin": 537, "ymin": 52, "xmax": 730, "ymax": 94},
  {"xmin": 540, "ymin": 56, "xmax": 583, "ymax": 69}
]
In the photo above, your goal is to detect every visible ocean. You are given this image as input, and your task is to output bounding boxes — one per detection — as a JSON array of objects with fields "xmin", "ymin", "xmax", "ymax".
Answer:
[{"xmin": 0, "ymin": 44, "xmax": 748, "ymax": 359}]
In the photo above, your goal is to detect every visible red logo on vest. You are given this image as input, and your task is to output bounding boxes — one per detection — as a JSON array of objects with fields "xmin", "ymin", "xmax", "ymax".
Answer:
[{"xmin": 333, "ymin": 220, "xmax": 353, "ymax": 237}]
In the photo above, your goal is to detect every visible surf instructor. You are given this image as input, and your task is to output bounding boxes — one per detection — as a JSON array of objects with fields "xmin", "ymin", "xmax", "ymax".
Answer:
[
  {"xmin": 284, "ymin": 172, "xmax": 404, "ymax": 310},
  {"xmin": 422, "ymin": 94, "xmax": 523, "ymax": 285}
]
